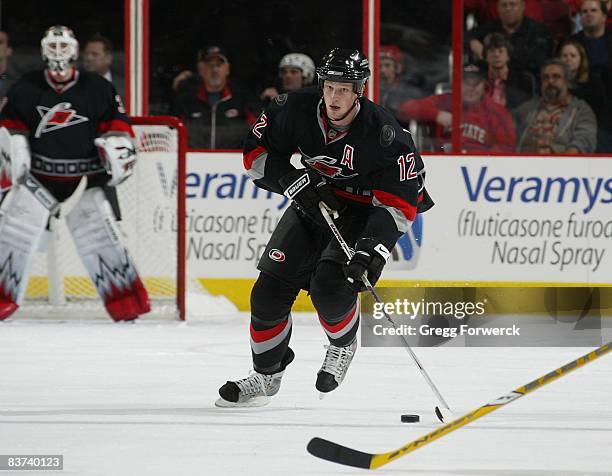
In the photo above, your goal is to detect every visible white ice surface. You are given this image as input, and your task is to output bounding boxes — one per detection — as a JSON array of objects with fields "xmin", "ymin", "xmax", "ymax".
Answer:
[{"xmin": 1, "ymin": 313, "xmax": 611, "ymax": 476}]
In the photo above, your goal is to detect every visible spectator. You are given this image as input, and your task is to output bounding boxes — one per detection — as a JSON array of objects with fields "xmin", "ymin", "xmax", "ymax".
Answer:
[
  {"xmin": 515, "ymin": 59, "xmax": 597, "ymax": 153},
  {"xmin": 82, "ymin": 34, "xmax": 125, "ymax": 99},
  {"xmin": 571, "ymin": 0, "xmax": 612, "ymax": 77},
  {"xmin": 466, "ymin": 0, "xmax": 545, "ymax": 23},
  {"xmin": 467, "ymin": 0, "xmax": 554, "ymax": 76},
  {"xmin": 397, "ymin": 63, "xmax": 516, "ymax": 153},
  {"xmin": 378, "ymin": 44, "xmax": 424, "ymax": 119},
  {"xmin": 259, "ymin": 53, "xmax": 315, "ymax": 104},
  {"xmin": 0, "ymin": 30, "xmax": 19, "ymax": 98},
  {"xmin": 172, "ymin": 46, "xmax": 256, "ymax": 149},
  {"xmin": 483, "ymin": 32, "xmax": 535, "ymax": 110},
  {"xmin": 558, "ymin": 39, "xmax": 612, "ymax": 150}
]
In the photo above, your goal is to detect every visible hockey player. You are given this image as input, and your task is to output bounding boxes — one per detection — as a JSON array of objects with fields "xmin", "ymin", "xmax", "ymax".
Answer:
[
  {"xmin": 259, "ymin": 53, "xmax": 316, "ymax": 104},
  {"xmin": 216, "ymin": 48, "xmax": 434, "ymax": 407},
  {"xmin": 0, "ymin": 25, "xmax": 150, "ymax": 322}
]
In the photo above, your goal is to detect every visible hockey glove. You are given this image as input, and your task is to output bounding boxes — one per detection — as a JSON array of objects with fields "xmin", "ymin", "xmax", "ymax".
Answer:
[
  {"xmin": 344, "ymin": 238, "xmax": 391, "ymax": 291},
  {"xmin": 95, "ymin": 133, "xmax": 137, "ymax": 187},
  {"xmin": 278, "ymin": 168, "xmax": 345, "ymax": 225}
]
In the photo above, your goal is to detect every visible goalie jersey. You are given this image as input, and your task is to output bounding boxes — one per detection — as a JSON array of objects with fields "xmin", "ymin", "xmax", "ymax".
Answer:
[
  {"xmin": 243, "ymin": 86, "xmax": 434, "ymax": 249},
  {"xmin": 0, "ymin": 69, "xmax": 133, "ymax": 183}
]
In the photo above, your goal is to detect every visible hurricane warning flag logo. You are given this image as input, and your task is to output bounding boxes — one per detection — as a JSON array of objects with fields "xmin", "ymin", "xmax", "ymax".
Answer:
[
  {"xmin": 35, "ymin": 102, "xmax": 89, "ymax": 138},
  {"xmin": 299, "ymin": 148, "xmax": 358, "ymax": 180}
]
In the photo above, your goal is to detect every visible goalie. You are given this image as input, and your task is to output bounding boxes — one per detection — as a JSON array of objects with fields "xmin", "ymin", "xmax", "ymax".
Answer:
[{"xmin": 0, "ymin": 25, "xmax": 150, "ymax": 321}]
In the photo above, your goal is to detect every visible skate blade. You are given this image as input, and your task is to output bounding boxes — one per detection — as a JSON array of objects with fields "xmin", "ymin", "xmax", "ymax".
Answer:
[
  {"xmin": 319, "ymin": 392, "xmax": 327, "ymax": 400},
  {"xmin": 214, "ymin": 396, "xmax": 271, "ymax": 408}
]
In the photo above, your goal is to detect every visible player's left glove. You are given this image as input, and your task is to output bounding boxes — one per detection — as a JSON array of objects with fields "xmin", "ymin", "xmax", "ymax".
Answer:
[
  {"xmin": 278, "ymin": 168, "xmax": 345, "ymax": 226},
  {"xmin": 344, "ymin": 238, "xmax": 391, "ymax": 291}
]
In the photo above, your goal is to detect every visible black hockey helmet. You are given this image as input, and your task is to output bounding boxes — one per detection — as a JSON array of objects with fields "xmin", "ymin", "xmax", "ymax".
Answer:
[{"xmin": 316, "ymin": 48, "xmax": 371, "ymax": 96}]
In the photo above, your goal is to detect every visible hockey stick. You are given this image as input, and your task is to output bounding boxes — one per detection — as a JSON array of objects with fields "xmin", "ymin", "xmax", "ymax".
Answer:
[
  {"xmin": 307, "ymin": 342, "xmax": 611, "ymax": 469},
  {"xmin": 318, "ymin": 203, "xmax": 452, "ymax": 422}
]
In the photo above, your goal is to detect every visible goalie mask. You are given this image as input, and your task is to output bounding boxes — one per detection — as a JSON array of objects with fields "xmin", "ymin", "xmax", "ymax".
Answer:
[{"xmin": 41, "ymin": 25, "xmax": 79, "ymax": 75}]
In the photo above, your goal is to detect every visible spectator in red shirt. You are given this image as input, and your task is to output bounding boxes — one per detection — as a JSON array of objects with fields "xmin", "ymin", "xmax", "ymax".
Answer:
[{"xmin": 397, "ymin": 63, "xmax": 516, "ymax": 153}]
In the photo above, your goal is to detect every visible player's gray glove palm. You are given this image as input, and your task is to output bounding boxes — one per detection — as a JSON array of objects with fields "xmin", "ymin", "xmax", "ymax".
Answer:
[
  {"xmin": 344, "ymin": 238, "xmax": 390, "ymax": 291},
  {"xmin": 279, "ymin": 168, "xmax": 345, "ymax": 225}
]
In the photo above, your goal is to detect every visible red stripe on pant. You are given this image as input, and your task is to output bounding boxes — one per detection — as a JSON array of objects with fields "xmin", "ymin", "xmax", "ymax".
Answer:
[
  {"xmin": 318, "ymin": 301, "xmax": 359, "ymax": 342},
  {"xmin": 250, "ymin": 319, "xmax": 288, "ymax": 343}
]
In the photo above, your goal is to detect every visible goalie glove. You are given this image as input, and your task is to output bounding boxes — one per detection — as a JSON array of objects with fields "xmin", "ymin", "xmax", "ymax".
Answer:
[
  {"xmin": 344, "ymin": 238, "xmax": 390, "ymax": 292},
  {"xmin": 94, "ymin": 133, "xmax": 137, "ymax": 187},
  {"xmin": 0, "ymin": 127, "xmax": 30, "ymax": 193}
]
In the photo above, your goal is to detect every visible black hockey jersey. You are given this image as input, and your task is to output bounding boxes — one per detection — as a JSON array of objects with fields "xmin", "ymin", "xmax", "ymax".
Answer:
[
  {"xmin": 0, "ymin": 69, "xmax": 133, "ymax": 181},
  {"xmin": 243, "ymin": 87, "xmax": 434, "ymax": 248}
]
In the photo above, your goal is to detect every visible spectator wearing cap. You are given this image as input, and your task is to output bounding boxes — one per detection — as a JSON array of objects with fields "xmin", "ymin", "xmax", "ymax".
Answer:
[
  {"xmin": 259, "ymin": 53, "xmax": 315, "ymax": 104},
  {"xmin": 467, "ymin": 0, "xmax": 554, "ymax": 77},
  {"xmin": 172, "ymin": 46, "xmax": 256, "ymax": 149},
  {"xmin": 83, "ymin": 34, "xmax": 125, "ymax": 99},
  {"xmin": 378, "ymin": 44, "xmax": 424, "ymax": 120},
  {"xmin": 514, "ymin": 59, "xmax": 597, "ymax": 153},
  {"xmin": 483, "ymin": 32, "xmax": 535, "ymax": 110},
  {"xmin": 397, "ymin": 63, "xmax": 516, "ymax": 153},
  {"xmin": 0, "ymin": 30, "xmax": 19, "ymax": 99}
]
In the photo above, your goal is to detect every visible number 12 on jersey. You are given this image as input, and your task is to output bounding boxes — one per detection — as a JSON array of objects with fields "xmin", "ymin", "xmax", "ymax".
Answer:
[{"xmin": 397, "ymin": 153, "xmax": 416, "ymax": 181}]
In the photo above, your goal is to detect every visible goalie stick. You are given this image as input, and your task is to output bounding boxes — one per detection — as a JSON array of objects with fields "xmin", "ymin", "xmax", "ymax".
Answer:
[
  {"xmin": 318, "ymin": 203, "xmax": 452, "ymax": 422},
  {"xmin": 307, "ymin": 342, "xmax": 611, "ymax": 470}
]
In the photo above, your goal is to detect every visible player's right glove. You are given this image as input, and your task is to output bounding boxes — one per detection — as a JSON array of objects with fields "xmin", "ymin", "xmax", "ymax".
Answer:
[
  {"xmin": 278, "ymin": 168, "xmax": 345, "ymax": 225},
  {"xmin": 344, "ymin": 238, "xmax": 391, "ymax": 291}
]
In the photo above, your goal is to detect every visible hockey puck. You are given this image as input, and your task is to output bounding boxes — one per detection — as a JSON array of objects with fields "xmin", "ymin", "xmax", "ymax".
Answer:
[{"xmin": 400, "ymin": 414, "xmax": 420, "ymax": 423}]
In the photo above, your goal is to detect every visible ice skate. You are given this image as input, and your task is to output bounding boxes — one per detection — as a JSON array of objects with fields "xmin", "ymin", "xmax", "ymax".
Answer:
[
  {"xmin": 316, "ymin": 338, "xmax": 357, "ymax": 395},
  {"xmin": 216, "ymin": 348, "xmax": 294, "ymax": 407}
]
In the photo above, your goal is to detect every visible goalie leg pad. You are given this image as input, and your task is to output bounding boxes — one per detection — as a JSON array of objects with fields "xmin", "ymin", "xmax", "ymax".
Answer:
[
  {"xmin": 65, "ymin": 187, "xmax": 150, "ymax": 321},
  {"xmin": 0, "ymin": 127, "xmax": 31, "ymax": 194},
  {"xmin": 0, "ymin": 174, "xmax": 58, "ymax": 319}
]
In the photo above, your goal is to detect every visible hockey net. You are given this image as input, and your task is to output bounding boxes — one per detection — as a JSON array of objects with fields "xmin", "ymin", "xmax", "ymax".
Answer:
[{"xmin": 22, "ymin": 116, "xmax": 188, "ymax": 320}]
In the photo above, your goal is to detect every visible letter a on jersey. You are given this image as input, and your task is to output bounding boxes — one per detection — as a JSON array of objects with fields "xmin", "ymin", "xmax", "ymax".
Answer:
[{"xmin": 341, "ymin": 144, "xmax": 354, "ymax": 170}]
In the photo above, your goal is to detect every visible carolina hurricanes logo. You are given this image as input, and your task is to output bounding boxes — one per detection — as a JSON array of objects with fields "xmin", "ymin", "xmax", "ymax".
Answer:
[
  {"xmin": 299, "ymin": 148, "xmax": 358, "ymax": 180},
  {"xmin": 35, "ymin": 102, "xmax": 89, "ymax": 138},
  {"xmin": 268, "ymin": 249, "xmax": 286, "ymax": 262}
]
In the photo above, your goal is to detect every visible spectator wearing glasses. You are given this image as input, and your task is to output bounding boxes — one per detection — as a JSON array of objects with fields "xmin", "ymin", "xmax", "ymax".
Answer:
[{"xmin": 514, "ymin": 59, "xmax": 597, "ymax": 153}]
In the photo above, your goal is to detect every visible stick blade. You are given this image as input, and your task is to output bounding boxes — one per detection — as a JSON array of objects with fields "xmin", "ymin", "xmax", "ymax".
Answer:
[{"xmin": 307, "ymin": 437, "xmax": 373, "ymax": 469}]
